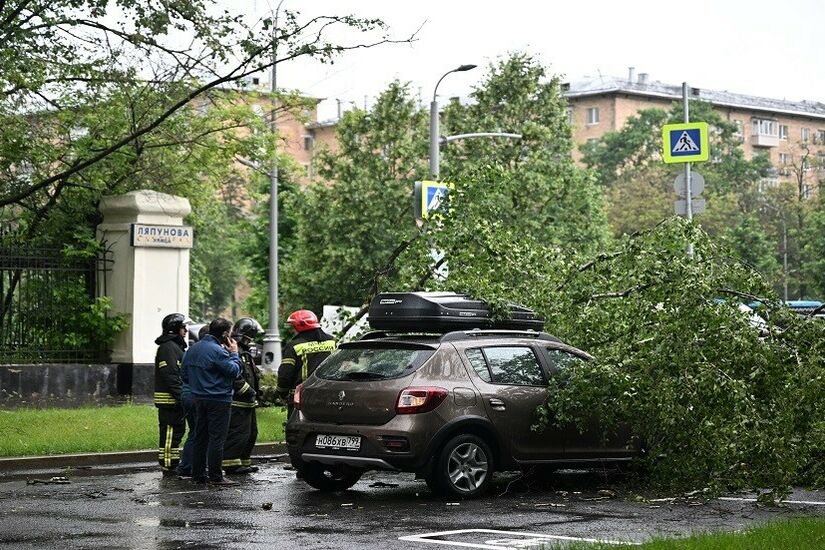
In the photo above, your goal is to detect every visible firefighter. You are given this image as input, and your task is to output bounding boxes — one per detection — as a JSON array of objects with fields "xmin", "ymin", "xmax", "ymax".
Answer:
[
  {"xmin": 222, "ymin": 317, "xmax": 263, "ymax": 474},
  {"xmin": 154, "ymin": 312, "xmax": 189, "ymax": 475},
  {"xmin": 277, "ymin": 310, "xmax": 336, "ymax": 418}
]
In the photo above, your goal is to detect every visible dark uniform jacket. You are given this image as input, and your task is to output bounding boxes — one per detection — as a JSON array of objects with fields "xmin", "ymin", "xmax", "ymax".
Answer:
[
  {"xmin": 277, "ymin": 328, "xmax": 336, "ymax": 397},
  {"xmin": 232, "ymin": 350, "xmax": 261, "ymax": 409},
  {"xmin": 154, "ymin": 334, "xmax": 186, "ymax": 408}
]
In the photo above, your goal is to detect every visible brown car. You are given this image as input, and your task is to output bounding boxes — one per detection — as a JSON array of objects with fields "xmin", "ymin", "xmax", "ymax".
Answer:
[{"xmin": 285, "ymin": 328, "xmax": 635, "ymax": 498}]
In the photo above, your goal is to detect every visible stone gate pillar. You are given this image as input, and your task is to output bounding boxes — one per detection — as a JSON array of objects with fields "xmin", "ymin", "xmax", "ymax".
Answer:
[{"xmin": 97, "ymin": 190, "xmax": 192, "ymax": 394}]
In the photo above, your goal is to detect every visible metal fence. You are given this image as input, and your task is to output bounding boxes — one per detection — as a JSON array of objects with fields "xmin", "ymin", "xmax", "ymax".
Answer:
[{"xmin": 0, "ymin": 247, "xmax": 113, "ymax": 364}]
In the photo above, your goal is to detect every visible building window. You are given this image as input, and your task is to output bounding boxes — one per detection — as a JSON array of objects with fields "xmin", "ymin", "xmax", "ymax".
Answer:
[
  {"xmin": 779, "ymin": 125, "xmax": 789, "ymax": 140},
  {"xmin": 802, "ymin": 183, "xmax": 812, "ymax": 199},
  {"xmin": 303, "ymin": 135, "xmax": 313, "ymax": 151},
  {"xmin": 733, "ymin": 119, "xmax": 743, "ymax": 135},
  {"xmin": 802, "ymin": 127, "xmax": 810, "ymax": 142},
  {"xmin": 816, "ymin": 130, "xmax": 825, "ymax": 145},
  {"xmin": 586, "ymin": 107, "xmax": 599, "ymax": 125},
  {"xmin": 566, "ymin": 108, "xmax": 573, "ymax": 125},
  {"xmin": 778, "ymin": 153, "xmax": 791, "ymax": 175},
  {"xmin": 752, "ymin": 118, "xmax": 778, "ymax": 136}
]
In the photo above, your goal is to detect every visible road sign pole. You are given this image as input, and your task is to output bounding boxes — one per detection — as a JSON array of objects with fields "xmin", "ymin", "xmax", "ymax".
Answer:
[{"xmin": 683, "ymin": 82, "xmax": 694, "ymax": 258}]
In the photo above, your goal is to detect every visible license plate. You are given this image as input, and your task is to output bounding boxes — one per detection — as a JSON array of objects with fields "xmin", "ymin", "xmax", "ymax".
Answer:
[{"xmin": 315, "ymin": 434, "xmax": 361, "ymax": 451}]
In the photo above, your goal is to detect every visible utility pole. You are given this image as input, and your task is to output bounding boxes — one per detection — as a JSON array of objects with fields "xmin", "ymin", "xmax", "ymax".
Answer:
[
  {"xmin": 683, "ymin": 82, "xmax": 694, "ymax": 258},
  {"xmin": 262, "ymin": 1, "xmax": 284, "ymax": 371}
]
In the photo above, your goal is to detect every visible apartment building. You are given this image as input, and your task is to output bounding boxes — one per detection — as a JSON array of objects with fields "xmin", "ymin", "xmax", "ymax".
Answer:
[{"xmin": 565, "ymin": 70, "xmax": 825, "ymax": 194}]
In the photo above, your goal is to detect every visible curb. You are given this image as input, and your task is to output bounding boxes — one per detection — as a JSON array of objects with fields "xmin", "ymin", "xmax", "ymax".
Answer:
[{"xmin": 0, "ymin": 441, "xmax": 287, "ymax": 471}]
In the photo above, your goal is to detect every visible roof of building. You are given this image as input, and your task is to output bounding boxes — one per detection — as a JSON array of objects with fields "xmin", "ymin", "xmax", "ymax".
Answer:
[{"xmin": 564, "ymin": 76, "xmax": 825, "ymax": 120}]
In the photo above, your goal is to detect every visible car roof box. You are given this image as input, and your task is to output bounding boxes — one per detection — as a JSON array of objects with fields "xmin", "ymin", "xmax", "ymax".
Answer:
[{"xmin": 368, "ymin": 292, "xmax": 544, "ymax": 332}]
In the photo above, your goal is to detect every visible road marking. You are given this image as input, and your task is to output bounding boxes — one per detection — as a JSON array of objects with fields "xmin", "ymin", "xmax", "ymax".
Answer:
[
  {"xmin": 719, "ymin": 497, "xmax": 825, "ymax": 506},
  {"xmin": 399, "ymin": 528, "xmax": 639, "ymax": 549}
]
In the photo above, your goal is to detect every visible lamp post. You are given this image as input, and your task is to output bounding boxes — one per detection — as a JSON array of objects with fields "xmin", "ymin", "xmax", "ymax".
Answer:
[
  {"xmin": 262, "ymin": 0, "xmax": 285, "ymax": 372},
  {"xmin": 762, "ymin": 201, "xmax": 789, "ymax": 302},
  {"xmin": 430, "ymin": 64, "xmax": 477, "ymax": 179}
]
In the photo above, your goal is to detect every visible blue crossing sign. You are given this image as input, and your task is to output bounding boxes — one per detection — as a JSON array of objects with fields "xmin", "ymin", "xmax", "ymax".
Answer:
[
  {"xmin": 414, "ymin": 180, "xmax": 452, "ymax": 221},
  {"xmin": 662, "ymin": 122, "xmax": 709, "ymax": 163}
]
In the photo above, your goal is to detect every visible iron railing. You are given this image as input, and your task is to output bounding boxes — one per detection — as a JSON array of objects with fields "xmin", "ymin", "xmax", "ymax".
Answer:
[{"xmin": 0, "ymin": 247, "xmax": 113, "ymax": 364}]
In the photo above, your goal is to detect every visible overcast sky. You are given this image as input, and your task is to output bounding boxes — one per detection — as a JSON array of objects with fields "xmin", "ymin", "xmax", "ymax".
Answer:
[{"xmin": 246, "ymin": 0, "xmax": 824, "ymax": 120}]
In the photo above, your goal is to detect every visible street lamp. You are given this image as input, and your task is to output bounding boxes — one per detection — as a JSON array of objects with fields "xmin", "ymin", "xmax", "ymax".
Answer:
[
  {"xmin": 430, "ymin": 64, "xmax": 477, "ymax": 179},
  {"xmin": 262, "ymin": 0, "xmax": 286, "ymax": 372}
]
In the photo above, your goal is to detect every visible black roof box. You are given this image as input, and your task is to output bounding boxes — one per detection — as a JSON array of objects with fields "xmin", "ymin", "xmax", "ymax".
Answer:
[{"xmin": 368, "ymin": 292, "xmax": 544, "ymax": 332}]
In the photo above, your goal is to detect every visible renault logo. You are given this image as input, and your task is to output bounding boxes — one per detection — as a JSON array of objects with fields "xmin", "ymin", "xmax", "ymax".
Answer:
[{"xmin": 338, "ymin": 390, "xmax": 346, "ymax": 401}]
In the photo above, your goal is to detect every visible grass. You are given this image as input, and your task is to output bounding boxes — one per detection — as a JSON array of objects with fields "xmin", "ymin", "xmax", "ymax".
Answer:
[
  {"xmin": 0, "ymin": 404, "xmax": 287, "ymax": 457},
  {"xmin": 557, "ymin": 516, "xmax": 825, "ymax": 549}
]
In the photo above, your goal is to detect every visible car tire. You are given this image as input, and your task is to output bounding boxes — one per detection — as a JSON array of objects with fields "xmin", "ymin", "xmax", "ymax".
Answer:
[
  {"xmin": 299, "ymin": 462, "xmax": 362, "ymax": 492},
  {"xmin": 427, "ymin": 434, "xmax": 494, "ymax": 498}
]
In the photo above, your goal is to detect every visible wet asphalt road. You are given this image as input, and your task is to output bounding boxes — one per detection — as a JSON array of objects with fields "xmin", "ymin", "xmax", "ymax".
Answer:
[{"xmin": 1, "ymin": 460, "xmax": 824, "ymax": 549}]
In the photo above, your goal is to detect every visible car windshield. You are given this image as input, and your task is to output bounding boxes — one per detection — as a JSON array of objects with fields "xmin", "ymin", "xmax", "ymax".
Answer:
[{"xmin": 315, "ymin": 346, "xmax": 435, "ymax": 381}]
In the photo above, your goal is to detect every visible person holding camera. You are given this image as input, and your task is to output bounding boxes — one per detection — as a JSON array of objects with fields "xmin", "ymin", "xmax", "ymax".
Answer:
[{"xmin": 182, "ymin": 317, "xmax": 242, "ymax": 486}]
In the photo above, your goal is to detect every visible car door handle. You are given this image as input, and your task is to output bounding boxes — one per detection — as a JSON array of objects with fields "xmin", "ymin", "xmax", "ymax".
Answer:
[{"xmin": 488, "ymin": 398, "xmax": 506, "ymax": 411}]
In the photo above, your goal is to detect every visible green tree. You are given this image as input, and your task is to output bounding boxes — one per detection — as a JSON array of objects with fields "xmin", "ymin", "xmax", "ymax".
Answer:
[
  {"xmin": 442, "ymin": 53, "xmax": 608, "ymax": 252},
  {"xmin": 581, "ymin": 101, "xmax": 779, "ymax": 290},
  {"xmin": 281, "ymin": 81, "xmax": 428, "ymax": 314},
  {"xmin": 0, "ymin": 1, "xmax": 412, "ymax": 326},
  {"xmin": 282, "ymin": 54, "xmax": 609, "ymax": 321}
]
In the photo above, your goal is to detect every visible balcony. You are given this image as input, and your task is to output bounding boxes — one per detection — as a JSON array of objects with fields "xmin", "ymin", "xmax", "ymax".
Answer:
[
  {"xmin": 752, "ymin": 133, "xmax": 780, "ymax": 147},
  {"xmin": 751, "ymin": 118, "xmax": 779, "ymax": 147}
]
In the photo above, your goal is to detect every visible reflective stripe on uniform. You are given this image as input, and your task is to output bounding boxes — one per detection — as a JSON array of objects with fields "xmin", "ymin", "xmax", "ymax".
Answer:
[
  {"xmin": 280, "ymin": 358, "xmax": 296, "ymax": 366},
  {"xmin": 164, "ymin": 425, "xmax": 173, "ymax": 469},
  {"xmin": 241, "ymin": 459, "xmax": 251, "ymax": 466},
  {"xmin": 158, "ymin": 360, "xmax": 168, "ymax": 368},
  {"xmin": 240, "ymin": 382, "xmax": 252, "ymax": 395},
  {"xmin": 154, "ymin": 392, "xmax": 176, "ymax": 405},
  {"xmin": 222, "ymin": 458, "xmax": 242, "ymax": 467},
  {"xmin": 231, "ymin": 400, "xmax": 258, "ymax": 408}
]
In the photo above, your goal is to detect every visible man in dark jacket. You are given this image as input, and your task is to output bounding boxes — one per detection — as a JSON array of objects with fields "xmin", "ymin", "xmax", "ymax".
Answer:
[
  {"xmin": 176, "ymin": 323, "xmax": 211, "ymax": 478},
  {"xmin": 154, "ymin": 313, "xmax": 189, "ymax": 475},
  {"xmin": 277, "ymin": 310, "xmax": 336, "ymax": 418},
  {"xmin": 222, "ymin": 317, "xmax": 263, "ymax": 474},
  {"xmin": 183, "ymin": 317, "xmax": 242, "ymax": 486}
]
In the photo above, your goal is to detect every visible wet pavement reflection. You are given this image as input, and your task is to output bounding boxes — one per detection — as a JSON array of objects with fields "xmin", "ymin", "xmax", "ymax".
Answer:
[{"xmin": 1, "ymin": 461, "xmax": 823, "ymax": 549}]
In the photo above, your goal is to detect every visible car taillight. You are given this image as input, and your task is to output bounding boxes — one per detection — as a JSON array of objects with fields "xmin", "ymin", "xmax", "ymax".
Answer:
[
  {"xmin": 396, "ymin": 386, "xmax": 448, "ymax": 414},
  {"xmin": 293, "ymin": 383, "xmax": 302, "ymax": 411}
]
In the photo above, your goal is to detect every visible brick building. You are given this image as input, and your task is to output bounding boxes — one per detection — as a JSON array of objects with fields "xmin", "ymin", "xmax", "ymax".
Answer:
[{"xmin": 565, "ymin": 70, "xmax": 825, "ymax": 194}]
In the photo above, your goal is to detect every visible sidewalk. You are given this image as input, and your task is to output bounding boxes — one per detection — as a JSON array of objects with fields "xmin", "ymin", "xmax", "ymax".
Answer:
[{"xmin": 0, "ymin": 441, "xmax": 286, "ymax": 471}]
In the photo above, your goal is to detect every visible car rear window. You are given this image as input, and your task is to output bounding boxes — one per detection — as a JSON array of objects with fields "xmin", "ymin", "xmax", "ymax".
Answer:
[{"xmin": 315, "ymin": 346, "xmax": 435, "ymax": 381}]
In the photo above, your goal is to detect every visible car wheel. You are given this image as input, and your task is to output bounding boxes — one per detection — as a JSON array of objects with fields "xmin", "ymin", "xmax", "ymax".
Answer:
[{"xmin": 427, "ymin": 434, "xmax": 493, "ymax": 498}]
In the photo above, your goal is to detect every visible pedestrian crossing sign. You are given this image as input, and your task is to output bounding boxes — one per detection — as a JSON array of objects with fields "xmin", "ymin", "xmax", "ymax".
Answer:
[
  {"xmin": 418, "ymin": 180, "xmax": 453, "ymax": 220},
  {"xmin": 662, "ymin": 122, "xmax": 709, "ymax": 163}
]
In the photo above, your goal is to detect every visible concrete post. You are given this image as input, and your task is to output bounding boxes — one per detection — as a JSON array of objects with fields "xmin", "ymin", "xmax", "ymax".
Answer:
[{"xmin": 96, "ymin": 190, "xmax": 192, "ymax": 367}]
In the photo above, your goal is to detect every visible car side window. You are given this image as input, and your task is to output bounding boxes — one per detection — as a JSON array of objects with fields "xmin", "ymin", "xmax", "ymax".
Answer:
[
  {"xmin": 465, "ymin": 348, "xmax": 492, "ymax": 382},
  {"xmin": 543, "ymin": 348, "xmax": 586, "ymax": 374},
  {"xmin": 483, "ymin": 346, "xmax": 545, "ymax": 386}
]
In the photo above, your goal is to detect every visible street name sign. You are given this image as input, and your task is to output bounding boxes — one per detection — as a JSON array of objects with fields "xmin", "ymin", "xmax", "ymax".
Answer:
[
  {"xmin": 662, "ymin": 122, "xmax": 709, "ymax": 163},
  {"xmin": 130, "ymin": 223, "xmax": 193, "ymax": 248}
]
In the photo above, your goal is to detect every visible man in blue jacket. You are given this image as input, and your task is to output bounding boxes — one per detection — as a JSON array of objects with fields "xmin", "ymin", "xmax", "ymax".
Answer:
[{"xmin": 183, "ymin": 318, "xmax": 242, "ymax": 486}]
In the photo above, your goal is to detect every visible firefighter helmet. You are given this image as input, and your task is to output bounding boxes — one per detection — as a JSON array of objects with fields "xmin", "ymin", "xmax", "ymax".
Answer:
[
  {"xmin": 287, "ymin": 310, "xmax": 320, "ymax": 332},
  {"xmin": 161, "ymin": 313, "xmax": 189, "ymax": 334},
  {"xmin": 232, "ymin": 317, "xmax": 263, "ymax": 340}
]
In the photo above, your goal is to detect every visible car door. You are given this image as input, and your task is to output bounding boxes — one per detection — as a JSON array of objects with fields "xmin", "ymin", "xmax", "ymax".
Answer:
[
  {"xmin": 541, "ymin": 345, "xmax": 633, "ymax": 459},
  {"xmin": 462, "ymin": 344, "xmax": 565, "ymax": 461}
]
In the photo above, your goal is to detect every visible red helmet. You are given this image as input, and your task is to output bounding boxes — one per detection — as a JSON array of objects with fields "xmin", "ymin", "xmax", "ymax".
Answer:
[{"xmin": 287, "ymin": 309, "xmax": 320, "ymax": 332}]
